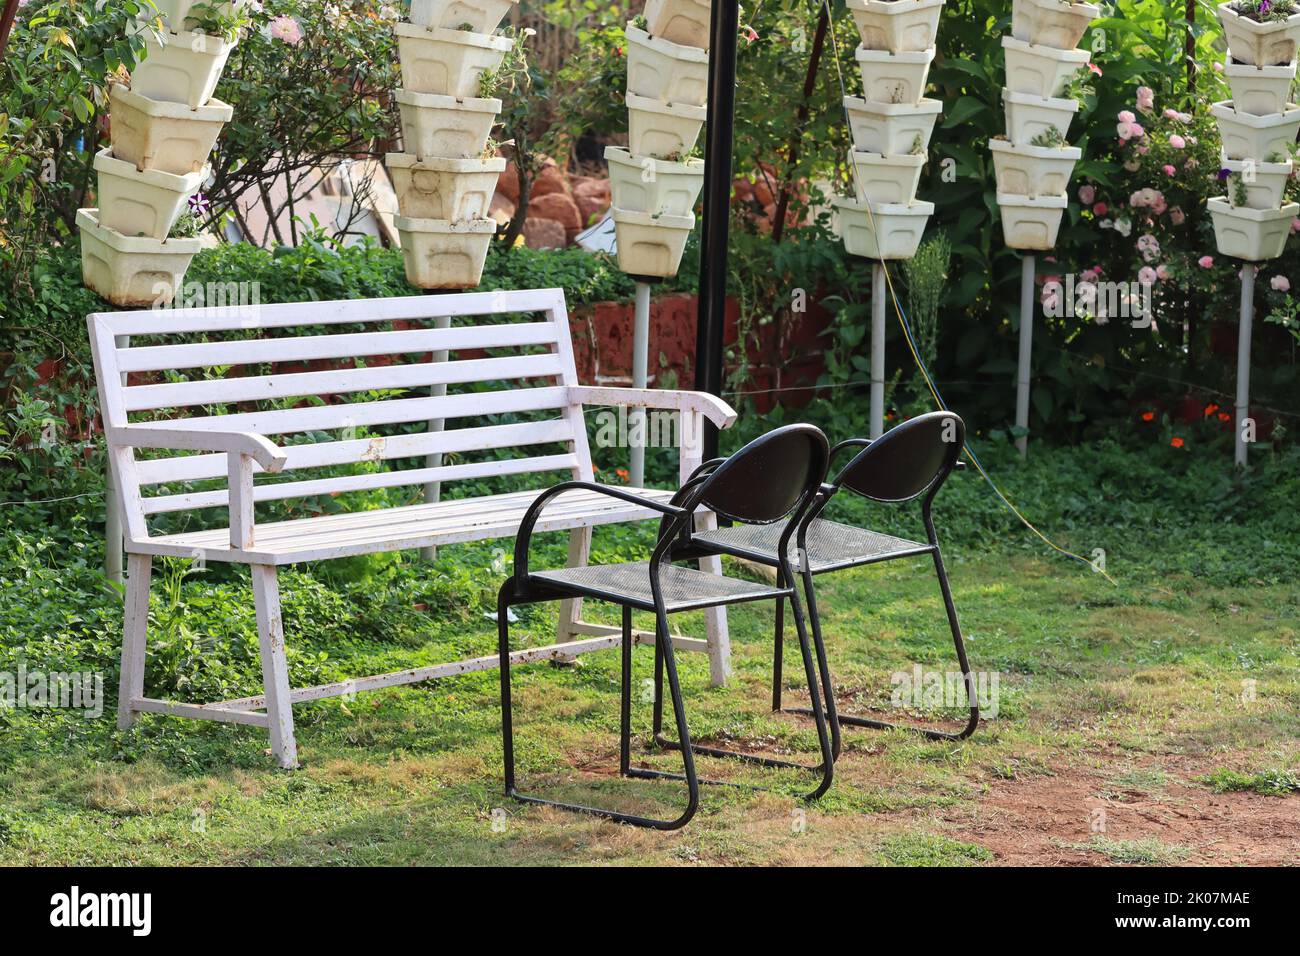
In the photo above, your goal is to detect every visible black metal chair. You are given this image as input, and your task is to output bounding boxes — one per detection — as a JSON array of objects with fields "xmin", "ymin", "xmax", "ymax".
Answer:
[
  {"xmin": 689, "ymin": 411, "xmax": 979, "ymax": 751},
  {"xmin": 496, "ymin": 424, "xmax": 836, "ymax": 830}
]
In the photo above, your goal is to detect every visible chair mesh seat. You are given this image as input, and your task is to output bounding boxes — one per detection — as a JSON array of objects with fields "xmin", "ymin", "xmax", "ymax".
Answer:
[
  {"xmin": 694, "ymin": 518, "xmax": 931, "ymax": 573},
  {"xmin": 532, "ymin": 561, "xmax": 785, "ymax": 612}
]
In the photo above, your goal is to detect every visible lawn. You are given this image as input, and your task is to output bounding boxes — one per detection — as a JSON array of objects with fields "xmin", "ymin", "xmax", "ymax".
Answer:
[{"xmin": 1, "ymin": 442, "xmax": 1297, "ymax": 866}]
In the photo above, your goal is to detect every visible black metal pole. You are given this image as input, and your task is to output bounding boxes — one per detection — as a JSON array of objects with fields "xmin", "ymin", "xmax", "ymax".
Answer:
[{"xmin": 694, "ymin": 0, "xmax": 740, "ymax": 461}]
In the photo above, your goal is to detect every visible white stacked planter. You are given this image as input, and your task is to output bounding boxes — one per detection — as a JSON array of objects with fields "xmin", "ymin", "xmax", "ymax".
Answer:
[
  {"xmin": 387, "ymin": 1, "xmax": 518, "ymax": 288},
  {"xmin": 990, "ymin": 0, "xmax": 1098, "ymax": 250},
  {"xmin": 834, "ymin": 0, "xmax": 943, "ymax": 260},
  {"xmin": 608, "ymin": 5, "xmax": 709, "ymax": 278},
  {"xmin": 78, "ymin": 4, "xmax": 240, "ymax": 306},
  {"xmin": 1209, "ymin": 2, "xmax": 1300, "ymax": 261}
]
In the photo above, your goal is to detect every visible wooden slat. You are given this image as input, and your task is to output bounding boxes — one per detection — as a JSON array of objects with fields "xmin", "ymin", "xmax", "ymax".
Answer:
[
  {"xmin": 140, "ymin": 453, "xmax": 579, "ymax": 513},
  {"xmin": 123, "ymin": 352, "xmax": 564, "ymax": 411},
  {"xmin": 117, "ymin": 321, "xmax": 560, "ymax": 373},
  {"xmin": 129, "ymin": 385, "xmax": 572, "ymax": 437},
  {"xmin": 135, "ymin": 417, "xmax": 575, "ymax": 485},
  {"xmin": 132, "ymin": 697, "xmax": 270, "ymax": 728},
  {"xmin": 97, "ymin": 288, "xmax": 568, "ymax": 336}
]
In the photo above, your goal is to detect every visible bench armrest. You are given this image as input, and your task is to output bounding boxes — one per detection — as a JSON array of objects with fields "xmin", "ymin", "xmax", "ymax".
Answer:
[
  {"xmin": 109, "ymin": 425, "xmax": 287, "ymax": 473},
  {"xmin": 567, "ymin": 386, "xmax": 738, "ymax": 429}
]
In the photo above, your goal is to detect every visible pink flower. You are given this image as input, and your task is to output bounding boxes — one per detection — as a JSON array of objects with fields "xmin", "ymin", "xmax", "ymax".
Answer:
[
  {"xmin": 1117, "ymin": 122, "xmax": 1134, "ymax": 141},
  {"xmin": 1164, "ymin": 108, "xmax": 1180, "ymax": 120},
  {"xmin": 1198, "ymin": 255, "xmax": 1214, "ymax": 269},
  {"xmin": 1169, "ymin": 134, "xmax": 1186, "ymax": 149},
  {"xmin": 1130, "ymin": 122, "xmax": 1145, "ymax": 138},
  {"xmin": 1156, "ymin": 264, "xmax": 1171, "ymax": 281},
  {"xmin": 269, "ymin": 15, "xmax": 303, "ymax": 45},
  {"xmin": 1163, "ymin": 163, "xmax": 1176, "ymax": 175},
  {"xmin": 1078, "ymin": 184, "xmax": 1096, "ymax": 204},
  {"xmin": 1094, "ymin": 202, "xmax": 1108, "ymax": 216},
  {"xmin": 1136, "ymin": 87, "xmax": 1155, "ymax": 111},
  {"xmin": 743, "ymin": 25, "xmax": 759, "ymax": 43},
  {"xmin": 1118, "ymin": 110, "xmax": 1136, "ymax": 124},
  {"xmin": 1169, "ymin": 207, "xmax": 1185, "ymax": 225},
  {"xmin": 1292, "ymin": 218, "xmax": 1300, "ymax": 234},
  {"xmin": 1212, "ymin": 61, "xmax": 1224, "ymax": 73},
  {"xmin": 1088, "ymin": 62, "xmax": 1102, "ymax": 76},
  {"xmin": 1271, "ymin": 275, "xmax": 1291, "ymax": 291},
  {"xmin": 1139, "ymin": 266, "xmax": 1157, "ymax": 285}
]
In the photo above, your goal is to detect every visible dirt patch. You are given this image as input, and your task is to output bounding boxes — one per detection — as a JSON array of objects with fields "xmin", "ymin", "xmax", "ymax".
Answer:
[{"xmin": 933, "ymin": 754, "xmax": 1300, "ymax": 866}]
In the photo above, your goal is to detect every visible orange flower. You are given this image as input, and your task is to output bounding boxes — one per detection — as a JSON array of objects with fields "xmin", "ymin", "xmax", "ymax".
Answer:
[
  {"xmin": 616, "ymin": 468, "xmax": 630, "ymax": 481},
  {"xmin": 1141, "ymin": 410, "xmax": 1156, "ymax": 421},
  {"xmin": 1170, "ymin": 437, "xmax": 1185, "ymax": 448},
  {"xmin": 1218, "ymin": 412, "xmax": 1231, "ymax": 422},
  {"xmin": 1204, "ymin": 403, "xmax": 1220, "ymax": 417}
]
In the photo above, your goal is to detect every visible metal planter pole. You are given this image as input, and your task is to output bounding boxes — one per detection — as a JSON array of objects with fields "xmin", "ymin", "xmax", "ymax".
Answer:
[
  {"xmin": 1015, "ymin": 254, "xmax": 1035, "ymax": 457},
  {"xmin": 870, "ymin": 262, "xmax": 886, "ymax": 439},
  {"xmin": 1235, "ymin": 264, "xmax": 1255, "ymax": 468},
  {"xmin": 630, "ymin": 280, "xmax": 652, "ymax": 486}
]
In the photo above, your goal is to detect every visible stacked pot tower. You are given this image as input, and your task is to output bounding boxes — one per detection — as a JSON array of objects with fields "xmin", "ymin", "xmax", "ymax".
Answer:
[
  {"xmin": 387, "ymin": 0, "xmax": 520, "ymax": 288},
  {"xmin": 607, "ymin": 0, "xmax": 711, "ymax": 279},
  {"xmin": 992, "ymin": 0, "xmax": 1098, "ymax": 251},
  {"xmin": 834, "ymin": 0, "xmax": 944, "ymax": 260},
  {"xmin": 78, "ymin": 0, "xmax": 239, "ymax": 306},
  {"xmin": 1208, "ymin": 2, "xmax": 1300, "ymax": 261}
]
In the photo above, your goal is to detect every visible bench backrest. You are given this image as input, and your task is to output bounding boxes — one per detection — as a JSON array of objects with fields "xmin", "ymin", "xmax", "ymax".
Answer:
[{"xmin": 88, "ymin": 288, "xmax": 593, "ymax": 541}]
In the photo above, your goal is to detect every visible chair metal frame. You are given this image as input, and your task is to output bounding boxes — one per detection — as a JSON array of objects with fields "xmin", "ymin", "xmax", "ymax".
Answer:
[
  {"xmin": 497, "ymin": 425, "xmax": 837, "ymax": 830},
  {"xmin": 689, "ymin": 412, "xmax": 979, "ymax": 750}
]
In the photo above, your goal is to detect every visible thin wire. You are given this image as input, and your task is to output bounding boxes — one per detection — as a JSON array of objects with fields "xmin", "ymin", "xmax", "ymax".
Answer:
[{"xmin": 819, "ymin": 0, "xmax": 1117, "ymax": 586}]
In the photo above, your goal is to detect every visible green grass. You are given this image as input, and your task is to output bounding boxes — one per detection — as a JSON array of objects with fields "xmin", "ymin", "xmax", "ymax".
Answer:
[
  {"xmin": 1203, "ymin": 768, "xmax": 1300, "ymax": 797},
  {"xmin": 1068, "ymin": 837, "xmax": 1193, "ymax": 866}
]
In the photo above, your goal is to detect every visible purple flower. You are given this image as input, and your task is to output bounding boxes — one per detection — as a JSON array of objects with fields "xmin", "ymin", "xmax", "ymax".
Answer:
[
  {"xmin": 1261, "ymin": 0, "xmax": 1272, "ymax": 14},
  {"xmin": 1218, "ymin": 168, "xmax": 1232, "ymax": 182},
  {"xmin": 188, "ymin": 193, "xmax": 211, "ymax": 215}
]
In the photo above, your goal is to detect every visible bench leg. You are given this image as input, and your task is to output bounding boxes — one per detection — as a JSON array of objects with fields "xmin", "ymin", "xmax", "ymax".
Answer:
[
  {"xmin": 695, "ymin": 514, "xmax": 732, "ymax": 685},
  {"xmin": 117, "ymin": 553, "xmax": 152, "ymax": 731},
  {"xmin": 555, "ymin": 526, "xmax": 591, "ymax": 647},
  {"xmin": 251, "ymin": 564, "xmax": 298, "ymax": 769}
]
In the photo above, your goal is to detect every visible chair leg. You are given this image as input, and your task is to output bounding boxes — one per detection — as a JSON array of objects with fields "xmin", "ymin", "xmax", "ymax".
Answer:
[
  {"xmin": 771, "ymin": 590, "xmax": 785, "ymax": 713},
  {"xmin": 251, "ymin": 564, "xmax": 298, "ymax": 769},
  {"xmin": 651, "ymin": 593, "xmax": 836, "ymax": 800},
  {"xmin": 499, "ymin": 589, "xmax": 699, "ymax": 831},
  {"xmin": 116, "ymin": 553, "xmax": 152, "ymax": 731},
  {"xmin": 784, "ymin": 554, "xmax": 980, "ymax": 742}
]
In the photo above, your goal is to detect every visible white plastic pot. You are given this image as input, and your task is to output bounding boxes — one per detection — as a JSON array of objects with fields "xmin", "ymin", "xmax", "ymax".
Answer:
[
  {"xmin": 1011, "ymin": 0, "xmax": 1100, "ymax": 51},
  {"xmin": 1001, "ymin": 36, "xmax": 1090, "ymax": 98},
  {"xmin": 846, "ymin": 0, "xmax": 945, "ymax": 54},
  {"xmin": 408, "ymin": 0, "xmax": 519, "ymax": 34},
  {"xmin": 612, "ymin": 207, "xmax": 696, "ymax": 278},
  {"xmin": 395, "ymin": 215, "xmax": 497, "ymax": 288},
  {"xmin": 625, "ymin": 22, "xmax": 710, "ymax": 107},
  {"xmin": 642, "ymin": 0, "xmax": 712, "ymax": 49},
  {"xmin": 109, "ymin": 85, "xmax": 232, "ymax": 175},
  {"xmin": 855, "ymin": 47, "xmax": 935, "ymax": 106},
  {"xmin": 1223, "ymin": 57, "xmax": 1298, "ymax": 116},
  {"xmin": 130, "ymin": 21, "xmax": 234, "ymax": 110},
  {"xmin": 833, "ymin": 196, "xmax": 935, "ymax": 260},
  {"xmin": 997, "ymin": 192, "xmax": 1067, "ymax": 251},
  {"xmin": 844, "ymin": 96, "xmax": 942, "ymax": 156},
  {"xmin": 848, "ymin": 150, "xmax": 925, "ymax": 204},
  {"xmin": 149, "ymin": 0, "xmax": 244, "ymax": 32},
  {"xmin": 1219, "ymin": 152, "xmax": 1295, "ymax": 210},
  {"xmin": 394, "ymin": 23, "xmax": 512, "ymax": 99},
  {"xmin": 1216, "ymin": 2, "xmax": 1300, "ymax": 67},
  {"xmin": 386, "ymin": 153, "xmax": 506, "ymax": 221},
  {"xmin": 93, "ymin": 148, "xmax": 206, "ymax": 241},
  {"xmin": 394, "ymin": 89, "xmax": 501, "ymax": 159},
  {"xmin": 626, "ymin": 92, "xmax": 706, "ymax": 160},
  {"xmin": 76, "ymin": 207, "xmax": 203, "ymax": 307},
  {"xmin": 1208, "ymin": 196, "xmax": 1299, "ymax": 260},
  {"xmin": 605, "ymin": 146, "xmax": 704, "ymax": 217},
  {"xmin": 989, "ymin": 138, "xmax": 1081, "ymax": 198},
  {"xmin": 1003, "ymin": 88, "xmax": 1079, "ymax": 147},
  {"xmin": 1211, "ymin": 100, "xmax": 1300, "ymax": 161}
]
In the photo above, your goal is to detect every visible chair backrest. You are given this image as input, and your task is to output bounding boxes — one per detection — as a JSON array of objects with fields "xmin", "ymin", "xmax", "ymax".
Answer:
[
  {"xmin": 836, "ymin": 411, "xmax": 964, "ymax": 502},
  {"xmin": 695, "ymin": 423, "xmax": 829, "ymax": 524},
  {"xmin": 88, "ymin": 288, "xmax": 592, "ymax": 540}
]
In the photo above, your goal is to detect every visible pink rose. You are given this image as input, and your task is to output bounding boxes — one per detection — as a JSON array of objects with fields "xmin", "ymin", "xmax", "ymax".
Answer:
[
  {"xmin": 1118, "ymin": 110, "xmax": 1136, "ymax": 124},
  {"xmin": 1169, "ymin": 207, "xmax": 1185, "ymax": 225},
  {"xmin": 1271, "ymin": 275, "xmax": 1291, "ymax": 291},
  {"xmin": 1156, "ymin": 264, "xmax": 1171, "ymax": 281},
  {"xmin": 1163, "ymin": 108, "xmax": 1180, "ymax": 120},
  {"xmin": 1163, "ymin": 164, "xmax": 1176, "ymax": 175},
  {"xmin": 1292, "ymin": 218, "xmax": 1300, "ymax": 234},
  {"xmin": 1094, "ymin": 202, "xmax": 1108, "ymax": 216},
  {"xmin": 1130, "ymin": 123, "xmax": 1145, "ymax": 138},
  {"xmin": 1136, "ymin": 87, "xmax": 1155, "ymax": 111},
  {"xmin": 1169, "ymin": 134, "xmax": 1185, "ymax": 149},
  {"xmin": 269, "ymin": 15, "xmax": 303, "ymax": 45},
  {"xmin": 1198, "ymin": 255, "xmax": 1214, "ymax": 269},
  {"xmin": 1078, "ymin": 184, "xmax": 1096, "ymax": 204},
  {"xmin": 1117, "ymin": 122, "xmax": 1133, "ymax": 141},
  {"xmin": 1139, "ymin": 266, "xmax": 1157, "ymax": 285}
]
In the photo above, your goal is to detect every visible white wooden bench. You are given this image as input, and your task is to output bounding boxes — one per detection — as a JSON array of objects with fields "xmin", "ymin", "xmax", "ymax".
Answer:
[{"xmin": 88, "ymin": 288, "xmax": 736, "ymax": 768}]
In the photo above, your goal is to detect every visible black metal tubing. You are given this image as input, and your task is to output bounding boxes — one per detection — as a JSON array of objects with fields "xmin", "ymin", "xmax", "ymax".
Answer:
[{"xmin": 695, "ymin": 0, "xmax": 740, "ymax": 462}]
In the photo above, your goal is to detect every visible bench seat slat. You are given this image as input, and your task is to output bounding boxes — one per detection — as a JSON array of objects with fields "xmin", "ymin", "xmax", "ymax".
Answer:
[
  {"xmin": 140, "ymin": 453, "xmax": 580, "ymax": 514},
  {"xmin": 117, "ymin": 322, "xmax": 560, "ymax": 373},
  {"xmin": 138, "ymin": 486, "xmax": 676, "ymax": 565},
  {"xmin": 135, "ymin": 417, "xmax": 575, "ymax": 485},
  {"xmin": 123, "ymin": 352, "xmax": 564, "ymax": 412}
]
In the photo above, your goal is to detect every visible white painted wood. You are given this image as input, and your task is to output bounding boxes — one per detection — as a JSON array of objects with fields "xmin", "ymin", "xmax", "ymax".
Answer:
[
  {"xmin": 569, "ymin": 384, "xmax": 737, "ymax": 427},
  {"xmin": 132, "ymin": 697, "xmax": 271, "ymax": 728},
  {"xmin": 421, "ymin": 314, "xmax": 453, "ymax": 562},
  {"xmin": 251, "ymin": 564, "xmax": 297, "ymax": 769},
  {"xmin": 556, "ymin": 527, "xmax": 592, "ymax": 647},
  {"xmin": 116, "ymin": 553, "xmax": 152, "ymax": 730},
  {"xmin": 113, "ymin": 424, "xmax": 287, "ymax": 472},
  {"xmin": 677, "ymin": 408, "xmax": 731, "ymax": 686},
  {"xmin": 228, "ymin": 454, "xmax": 255, "ymax": 549}
]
